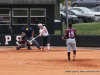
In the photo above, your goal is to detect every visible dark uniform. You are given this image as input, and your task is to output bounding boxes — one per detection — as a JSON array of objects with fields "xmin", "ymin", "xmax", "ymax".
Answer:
[
  {"xmin": 22, "ymin": 26, "xmax": 41, "ymax": 49},
  {"xmin": 16, "ymin": 33, "xmax": 31, "ymax": 50}
]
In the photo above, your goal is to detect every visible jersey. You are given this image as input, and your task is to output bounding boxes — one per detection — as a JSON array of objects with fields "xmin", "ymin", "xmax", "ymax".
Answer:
[
  {"xmin": 65, "ymin": 28, "xmax": 77, "ymax": 52},
  {"xmin": 39, "ymin": 26, "xmax": 49, "ymax": 36},
  {"xmin": 65, "ymin": 28, "xmax": 76, "ymax": 39},
  {"xmin": 19, "ymin": 35, "xmax": 27, "ymax": 44},
  {"xmin": 22, "ymin": 27, "xmax": 34, "ymax": 37}
]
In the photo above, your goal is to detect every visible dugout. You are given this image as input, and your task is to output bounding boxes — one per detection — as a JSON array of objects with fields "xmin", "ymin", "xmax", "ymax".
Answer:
[{"xmin": 0, "ymin": 0, "xmax": 55, "ymax": 34}]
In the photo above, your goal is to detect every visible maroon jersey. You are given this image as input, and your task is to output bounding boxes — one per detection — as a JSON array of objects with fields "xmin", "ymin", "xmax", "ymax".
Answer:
[
  {"xmin": 18, "ymin": 37, "xmax": 27, "ymax": 44},
  {"xmin": 65, "ymin": 28, "xmax": 76, "ymax": 39},
  {"xmin": 19, "ymin": 41, "xmax": 26, "ymax": 44}
]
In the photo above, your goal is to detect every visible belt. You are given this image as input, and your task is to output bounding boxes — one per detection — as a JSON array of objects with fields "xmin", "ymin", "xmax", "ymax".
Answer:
[
  {"xmin": 43, "ymin": 35, "xmax": 49, "ymax": 37},
  {"xmin": 67, "ymin": 38, "xmax": 75, "ymax": 39}
]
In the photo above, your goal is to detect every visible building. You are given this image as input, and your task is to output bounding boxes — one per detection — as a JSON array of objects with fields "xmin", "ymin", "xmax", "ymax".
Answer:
[{"xmin": 0, "ymin": 0, "xmax": 55, "ymax": 34}]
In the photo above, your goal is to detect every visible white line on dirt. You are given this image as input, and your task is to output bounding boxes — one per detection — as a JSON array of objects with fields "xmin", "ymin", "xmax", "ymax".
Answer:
[{"xmin": 19, "ymin": 61, "xmax": 87, "ymax": 67}]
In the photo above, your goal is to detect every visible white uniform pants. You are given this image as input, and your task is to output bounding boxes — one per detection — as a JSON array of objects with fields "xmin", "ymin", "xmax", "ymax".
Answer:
[{"xmin": 66, "ymin": 38, "xmax": 76, "ymax": 52}]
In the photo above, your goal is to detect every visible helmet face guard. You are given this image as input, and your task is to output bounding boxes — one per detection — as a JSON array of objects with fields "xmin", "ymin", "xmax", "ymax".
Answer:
[
  {"xmin": 24, "ymin": 24, "xmax": 29, "ymax": 27},
  {"xmin": 21, "ymin": 33, "xmax": 26, "ymax": 37}
]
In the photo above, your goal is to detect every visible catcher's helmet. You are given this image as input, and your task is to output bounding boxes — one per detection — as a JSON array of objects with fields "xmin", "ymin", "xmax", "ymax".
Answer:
[{"xmin": 21, "ymin": 32, "xmax": 26, "ymax": 37}]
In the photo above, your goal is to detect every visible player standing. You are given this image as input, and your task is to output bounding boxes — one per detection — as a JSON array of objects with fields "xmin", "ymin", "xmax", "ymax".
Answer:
[
  {"xmin": 38, "ymin": 23, "xmax": 50, "ymax": 51},
  {"xmin": 62, "ymin": 23, "xmax": 76, "ymax": 61}
]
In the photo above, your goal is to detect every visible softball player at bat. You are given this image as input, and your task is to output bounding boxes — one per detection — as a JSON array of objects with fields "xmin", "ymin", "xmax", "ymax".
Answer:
[
  {"xmin": 16, "ymin": 33, "xmax": 32, "ymax": 50},
  {"xmin": 62, "ymin": 23, "xmax": 77, "ymax": 61},
  {"xmin": 38, "ymin": 23, "xmax": 50, "ymax": 51}
]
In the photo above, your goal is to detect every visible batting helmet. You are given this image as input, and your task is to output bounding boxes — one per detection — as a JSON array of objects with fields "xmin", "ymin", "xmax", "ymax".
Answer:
[{"xmin": 38, "ymin": 23, "xmax": 43, "ymax": 27}]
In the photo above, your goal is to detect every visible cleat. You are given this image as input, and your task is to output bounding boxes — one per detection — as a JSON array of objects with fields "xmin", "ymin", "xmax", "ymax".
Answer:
[
  {"xmin": 73, "ymin": 55, "xmax": 76, "ymax": 61},
  {"xmin": 16, "ymin": 47, "xmax": 20, "ymax": 50},
  {"xmin": 38, "ymin": 47, "xmax": 41, "ymax": 50},
  {"xmin": 37, "ymin": 47, "xmax": 41, "ymax": 50},
  {"xmin": 46, "ymin": 49, "xmax": 50, "ymax": 51},
  {"xmin": 28, "ymin": 47, "xmax": 32, "ymax": 50},
  {"xmin": 68, "ymin": 58, "xmax": 71, "ymax": 61},
  {"xmin": 41, "ymin": 47, "xmax": 44, "ymax": 50}
]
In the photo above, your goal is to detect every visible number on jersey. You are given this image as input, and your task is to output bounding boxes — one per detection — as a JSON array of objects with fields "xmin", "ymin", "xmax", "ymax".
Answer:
[
  {"xmin": 44, "ymin": 29, "xmax": 47, "ymax": 33},
  {"xmin": 69, "ymin": 31, "xmax": 74, "ymax": 37}
]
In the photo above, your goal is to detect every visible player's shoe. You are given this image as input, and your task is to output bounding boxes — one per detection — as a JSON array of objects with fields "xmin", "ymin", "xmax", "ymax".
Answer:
[
  {"xmin": 41, "ymin": 47, "xmax": 44, "ymax": 50},
  {"xmin": 16, "ymin": 47, "xmax": 20, "ymax": 50},
  {"xmin": 68, "ymin": 58, "xmax": 71, "ymax": 61},
  {"xmin": 28, "ymin": 47, "xmax": 32, "ymax": 50},
  {"xmin": 73, "ymin": 55, "xmax": 76, "ymax": 61},
  {"xmin": 46, "ymin": 49, "xmax": 50, "ymax": 51},
  {"xmin": 38, "ymin": 47, "xmax": 41, "ymax": 50}
]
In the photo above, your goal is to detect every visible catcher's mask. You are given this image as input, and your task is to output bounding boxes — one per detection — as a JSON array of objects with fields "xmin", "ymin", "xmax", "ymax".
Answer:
[
  {"xmin": 21, "ymin": 33, "xmax": 26, "ymax": 37},
  {"xmin": 24, "ymin": 24, "xmax": 29, "ymax": 28}
]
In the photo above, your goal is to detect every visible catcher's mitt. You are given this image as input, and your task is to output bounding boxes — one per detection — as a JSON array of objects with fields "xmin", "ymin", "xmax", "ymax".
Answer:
[{"xmin": 62, "ymin": 36, "xmax": 65, "ymax": 40}]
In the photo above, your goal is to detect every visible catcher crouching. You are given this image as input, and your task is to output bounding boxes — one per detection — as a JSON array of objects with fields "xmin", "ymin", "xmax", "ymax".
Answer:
[{"xmin": 16, "ymin": 33, "xmax": 32, "ymax": 50}]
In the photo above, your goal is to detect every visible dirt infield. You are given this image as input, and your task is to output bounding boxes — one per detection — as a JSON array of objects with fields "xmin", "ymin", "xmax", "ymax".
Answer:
[{"xmin": 0, "ymin": 46, "xmax": 100, "ymax": 75}]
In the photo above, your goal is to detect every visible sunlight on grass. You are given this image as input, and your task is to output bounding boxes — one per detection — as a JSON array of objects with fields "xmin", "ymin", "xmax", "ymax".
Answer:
[{"xmin": 55, "ymin": 22, "xmax": 100, "ymax": 35}]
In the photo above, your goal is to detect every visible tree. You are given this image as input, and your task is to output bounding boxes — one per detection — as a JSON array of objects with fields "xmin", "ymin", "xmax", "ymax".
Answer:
[{"xmin": 55, "ymin": 0, "xmax": 65, "ymax": 20}]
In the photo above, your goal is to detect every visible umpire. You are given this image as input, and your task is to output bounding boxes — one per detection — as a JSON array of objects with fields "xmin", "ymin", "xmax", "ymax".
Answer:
[{"xmin": 22, "ymin": 24, "xmax": 41, "ymax": 49}]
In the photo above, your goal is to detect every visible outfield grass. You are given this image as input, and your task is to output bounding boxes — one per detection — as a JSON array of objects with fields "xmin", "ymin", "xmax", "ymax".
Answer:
[
  {"xmin": 61, "ymin": 1, "xmax": 64, "ymax": 5},
  {"xmin": 55, "ymin": 22, "xmax": 100, "ymax": 35}
]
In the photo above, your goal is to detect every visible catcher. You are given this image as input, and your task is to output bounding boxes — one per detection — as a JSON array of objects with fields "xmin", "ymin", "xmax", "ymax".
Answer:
[{"xmin": 16, "ymin": 33, "xmax": 32, "ymax": 50}]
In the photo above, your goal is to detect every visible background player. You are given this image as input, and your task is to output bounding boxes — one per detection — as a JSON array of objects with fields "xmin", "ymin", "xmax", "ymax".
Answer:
[
  {"xmin": 16, "ymin": 33, "xmax": 31, "ymax": 50},
  {"xmin": 38, "ymin": 23, "xmax": 50, "ymax": 51},
  {"xmin": 62, "ymin": 23, "xmax": 77, "ymax": 61},
  {"xmin": 22, "ymin": 24, "xmax": 41, "ymax": 49}
]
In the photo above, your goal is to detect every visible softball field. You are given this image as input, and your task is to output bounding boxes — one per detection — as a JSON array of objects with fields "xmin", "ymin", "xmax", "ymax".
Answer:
[{"xmin": 0, "ymin": 46, "xmax": 100, "ymax": 75}]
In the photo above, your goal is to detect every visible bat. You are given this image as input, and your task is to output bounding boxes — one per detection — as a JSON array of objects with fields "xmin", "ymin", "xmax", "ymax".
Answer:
[{"xmin": 29, "ymin": 35, "xmax": 39, "ymax": 42}]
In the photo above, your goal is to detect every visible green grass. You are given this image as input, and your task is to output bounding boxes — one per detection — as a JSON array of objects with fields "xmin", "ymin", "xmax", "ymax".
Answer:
[
  {"xmin": 55, "ymin": 22, "xmax": 100, "ymax": 35},
  {"xmin": 54, "ymin": 30, "xmax": 61, "ymax": 34},
  {"xmin": 61, "ymin": 1, "xmax": 64, "ymax": 5}
]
